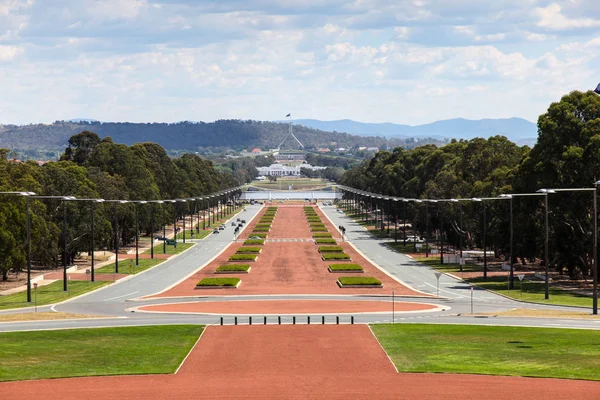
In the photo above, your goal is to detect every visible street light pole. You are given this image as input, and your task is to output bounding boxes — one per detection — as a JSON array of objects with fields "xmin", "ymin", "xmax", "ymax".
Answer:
[
  {"xmin": 544, "ymin": 192, "xmax": 549, "ymax": 299},
  {"xmin": 62, "ymin": 199, "xmax": 68, "ymax": 291}
]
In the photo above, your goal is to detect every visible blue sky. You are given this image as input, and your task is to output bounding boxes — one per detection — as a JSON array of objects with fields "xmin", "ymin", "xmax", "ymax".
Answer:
[{"xmin": 0, "ymin": 0, "xmax": 599, "ymax": 125}]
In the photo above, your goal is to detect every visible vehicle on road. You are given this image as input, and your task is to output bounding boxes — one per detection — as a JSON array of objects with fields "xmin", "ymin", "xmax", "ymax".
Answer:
[
  {"xmin": 249, "ymin": 236, "xmax": 262, "ymax": 240},
  {"xmin": 212, "ymin": 229, "xmax": 219, "ymax": 234},
  {"xmin": 231, "ymin": 222, "xmax": 237, "ymax": 226},
  {"xmin": 241, "ymin": 219, "xmax": 246, "ymax": 223},
  {"xmin": 155, "ymin": 235, "xmax": 166, "ymax": 240}
]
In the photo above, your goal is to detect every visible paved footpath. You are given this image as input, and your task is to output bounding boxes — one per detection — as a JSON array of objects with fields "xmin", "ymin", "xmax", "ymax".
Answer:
[{"xmin": 3, "ymin": 325, "xmax": 599, "ymax": 399}]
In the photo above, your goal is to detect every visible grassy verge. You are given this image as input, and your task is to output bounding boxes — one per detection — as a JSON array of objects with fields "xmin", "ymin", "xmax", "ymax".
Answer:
[
  {"xmin": 315, "ymin": 238, "xmax": 337, "ymax": 244},
  {"xmin": 143, "ymin": 242, "xmax": 194, "ymax": 256},
  {"xmin": 196, "ymin": 278, "xmax": 240, "ymax": 287},
  {"xmin": 371, "ymin": 324, "xmax": 600, "ymax": 381},
  {"xmin": 95, "ymin": 258, "xmax": 163, "ymax": 275},
  {"xmin": 0, "ymin": 280, "xmax": 110, "ymax": 311},
  {"xmin": 0, "ymin": 325, "xmax": 203, "ymax": 382}
]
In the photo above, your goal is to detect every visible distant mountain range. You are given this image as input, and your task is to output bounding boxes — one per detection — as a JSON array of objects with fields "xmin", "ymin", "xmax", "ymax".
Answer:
[{"xmin": 291, "ymin": 118, "xmax": 537, "ymax": 145}]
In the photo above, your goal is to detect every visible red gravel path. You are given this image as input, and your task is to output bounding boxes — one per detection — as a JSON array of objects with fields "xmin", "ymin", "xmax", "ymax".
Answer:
[
  {"xmin": 148, "ymin": 206, "xmax": 426, "ymax": 298},
  {"xmin": 3, "ymin": 325, "xmax": 599, "ymax": 400},
  {"xmin": 138, "ymin": 300, "xmax": 439, "ymax": 314}
]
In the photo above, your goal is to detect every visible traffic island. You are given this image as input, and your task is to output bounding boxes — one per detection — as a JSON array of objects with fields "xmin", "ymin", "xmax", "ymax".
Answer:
[
  {"xmin": 215, "ymin": 265, "xmax": 251, "ymax": 274},
  {"xmin": 337, "ymin": 277, "xmax": 382, "ymax": 288},
  {"xmin": 328, "ymin": 264, "xmax": 364, "ymax": 273}
]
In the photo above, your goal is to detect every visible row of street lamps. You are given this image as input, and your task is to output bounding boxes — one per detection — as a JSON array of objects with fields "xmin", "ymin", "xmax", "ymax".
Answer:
[
  {"xmin": 1, "ymin": 186, "xmax": 243, "ymax": 303},
  {"xmin": 338, "ymin": 184, "xmax": 599, "ymax": 315}
]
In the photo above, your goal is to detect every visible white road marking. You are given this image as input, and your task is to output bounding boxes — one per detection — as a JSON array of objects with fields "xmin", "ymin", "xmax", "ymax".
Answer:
[{"xmin": 103, "ymin": 291, "xmax": 139, "ymax": 302}]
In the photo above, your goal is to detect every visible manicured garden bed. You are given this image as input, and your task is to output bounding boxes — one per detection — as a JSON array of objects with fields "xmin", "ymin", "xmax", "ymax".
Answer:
[
  {"xmin": 244, "ymin": 239, "xmax": 264, "ymax": 245},
  {"xmin": 318, "ymin": 245, "xmax": 344, "ymax": 253},
  {"xmin": 255, "ymin": 224, "xmax": 272, "ymax": 228},
  {"xmin": 313, "ymin": 233, "xmax": 333, "ymax": 238},
  {"xmin": 322, "ymin": 253, "xmax": 351, "ymax": 261},
  {"xmin": 309, "ymin": 223, "xmax": 326, "ymax": 228},
  {"xmin": 215, "ymin": 264, "xmax": 251, "ymax": 274},
  {"xmin": 337, "ymin": 277, "xmax": 382, "ymax": 288},
  {"xmin": 196, "ymin": 277, "xmax": 241, "ymax": 288},
  {"xmin": 248, "ymin": 233, "xmax": 267, "ymax": 238},
  {"xmin": 236, "ymin": 247, "xmax": 262, "ymax": 254},
  {"xmin": 253, "ymin": 227, "xmax": 270, "ymax": 232},
  {"xmin": 228, "ymin": 254, "xmax": 258, "ymax": 262},
  {"xmin": 315, "ymin": 238, "xmax": 337, "ymax": 244},
  {"xmin": 311, "ymin": 227, "xmax": 328, "ymax": 232},
  {"xmin": 328, "ymin": 263, "xmax": 364, "ymax": 272}
]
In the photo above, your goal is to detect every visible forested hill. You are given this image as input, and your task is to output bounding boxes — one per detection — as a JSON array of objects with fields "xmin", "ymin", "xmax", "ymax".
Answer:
[{"xmin": 0, "ymin": 120, "xmax": 423, "ymax": 152}]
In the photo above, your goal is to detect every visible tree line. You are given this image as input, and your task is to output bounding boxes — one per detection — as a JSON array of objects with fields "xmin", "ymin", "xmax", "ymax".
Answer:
[
  {"xmin": 0, "ymin": 131, "xmax": 238, "ymax": 280},
  {"xmin": 340, "ymin": 90, "xmax": 600, "ymax": 278}
]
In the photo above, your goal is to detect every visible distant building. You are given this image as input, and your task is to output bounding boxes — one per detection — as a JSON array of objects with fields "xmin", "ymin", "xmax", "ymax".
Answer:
[
  {"xmin": 251, "ymin": 148, "xmax": 262, "ymax": 154},
  {"xmin": 256, "ymin": 163, "xmax": 326, "ymax": 177},
  {"xmin": 358, "ymin": 146, "xmax": 367, "ymax": 151},
  {"xmin": 317, "ymin": 148, "xmax": 331, "ymax": 153},
  {"xmin": 366, "ymin": 147, "xmax": 379, "ymax": 152},
  {"xmin": 274, "ymin": 151, "xmax": 305, "ymax": 162}
]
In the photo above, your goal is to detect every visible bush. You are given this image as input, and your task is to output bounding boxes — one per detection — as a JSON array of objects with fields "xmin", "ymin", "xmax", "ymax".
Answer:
[
  {"xmin": 216, "ymin": 265, "xmax": 251, "ymax": 272},
  {"xmin": 236, "ymin": 247, "xmax": 261, "ymax": 253},
  {"xmin": 338, "ymin": 277, "xmax": 381, "ymax": 286},
  {"xmin": 196, "ymin": 278, "xmax": 241, "ymax": 287},
  {"xmin": 244, "ymin": 239, "xmax": 264, "ymax": 245},
  {"xmin": 313, "ymin": 233, "xmax": 333, "ymax": 238},
  {"xmin": 329, "ymin": 264, "xmax": 364, "ymax": 271},
  {"xmin": 248, "ymin": 233, "xmax": 267, "ymax": 238},
  {"xmin": 315, "ymin": 238, "xmax": 337, "ymax": 244},
  {"xmin": 322, "ymin": 253, "xmax": 351, "ymax": 260},
  {"xmin": 318, "ymin": 246, "xmax": 344, "ymax": 253},
  {"xmin": 229, "ymin": 254, "xmax": 258, "ymax": 261}
]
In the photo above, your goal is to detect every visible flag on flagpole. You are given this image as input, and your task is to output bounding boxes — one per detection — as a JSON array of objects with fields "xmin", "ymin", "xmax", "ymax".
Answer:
[
  {"xmin": 286, "ymin": 113, "xmax": 291, "ymax": 117},
  {"xmin": 595, "ymin": 83, "xmax": 600, "ymax": 95}
]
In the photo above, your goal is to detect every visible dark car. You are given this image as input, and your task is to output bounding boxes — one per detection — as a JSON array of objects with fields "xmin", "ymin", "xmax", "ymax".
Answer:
[
  {"xmin": 212, "ymin": 229, "xmax": 219, "ymax": 234},
  {"xmin": 241, "ymin": 220, "xmax": 246, "ymax": 224},
  {"xmin": 155, "ymin": 235, "xmax": 166, "ymax": 241},
  {"xmin": 231, "ymin": 222, "xmax": 237, "ymax": 226}
]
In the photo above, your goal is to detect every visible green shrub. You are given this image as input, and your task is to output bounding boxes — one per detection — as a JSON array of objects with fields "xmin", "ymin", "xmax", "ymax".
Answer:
[
  {"xmin": 255, "ymin": 224, "xmax": 271, "ymax": 228},
  {"xmin": 216, "ymin": 265, "xmax": 251, "ymax": 272},
  {"xmin": 228, "ymin": 254, "xmax": 258, "ymax": 261},
  {"xmin": 253, "ymin": 227, "xmax": 270, "ymax": 232},
  {"xmin": 315, "ymin": 238, "xmax": 337, "ymax": 244},
  {"xmin": 338, "ymin": 277, "xmax": 381, "ymax": 286},
  {"xmin": 259, "ymin": 218, "xmax": 274, "ymax": 223},
  {"xmin": 196, "ymin": 278, "xmax": 241, "ymax": 287},
  {"xmin": 311, "ymin": 227, "xmax": 328, "ymax": 232},
  {"xmin": 313, "ymin": 233, "xmax": 333, "ymax": 238},
  {"xmin": 318, "ymin": 246, "xmax": 344, "ymax": 253},
  {"xmin": 322, "ymin": 253, "xmax": 350, "ymax": 260},
  {"xmin": 244, "ymin": 239, "xmax": 264, "ymax": 245},
  {"xmin": 236, "ymin": 247, "xmax": 261, "ymax": 253},
  {"xmin": 309, "ymin": 223, "xmax": 326, "ymax": 228},
  {"xmin": 329, "ymin": 264, "xmax": 364, "ymax": 271},
  {"xmin": 248, "ymin": 233, "xmax": 267, "ymax": 238},
  {"xmin": 306, "ymin": 217, "xmax": 322, "ymax": 222}
]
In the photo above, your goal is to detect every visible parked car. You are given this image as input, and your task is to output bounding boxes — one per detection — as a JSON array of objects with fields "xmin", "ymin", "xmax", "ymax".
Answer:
[
  {"xmin": 155, "ymin": 235, "xmax": 166, "ymax": 241},
  {"xmin": 212, "ymin": 229, "xmax": 219, "ymax": 234}
]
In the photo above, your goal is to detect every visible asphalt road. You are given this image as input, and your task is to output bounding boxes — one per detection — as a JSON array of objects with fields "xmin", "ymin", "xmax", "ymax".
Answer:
[{"xmin": 1, "ymin": 203, "xmax": 600, "ymax": 332}]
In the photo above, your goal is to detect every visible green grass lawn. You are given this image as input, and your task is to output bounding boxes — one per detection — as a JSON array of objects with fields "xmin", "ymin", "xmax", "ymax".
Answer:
[
  {"xmin": 95, "ymin": 258, "xmax": 163, "ymax": 275},
  {"xmin": 470, "ymin": 276, "xmax": 594, "ymax": 308},
  {"xmin": 0, "ymin": 280, "xmax": 109, "ymax": 311},
  {"xmin": 175, "ymin": 229, "xmax": 211, "ymax": 241},
  {"xmin": 143, "ymin": 242, "xmax": 194, "ymax": 256},
  {"xmin": 0, "ymin": 325, "xmax": 203, "ymax": 381},
  {"xmin": 371, "ymin": 323, "xmax": 600, "ymax": 381}
]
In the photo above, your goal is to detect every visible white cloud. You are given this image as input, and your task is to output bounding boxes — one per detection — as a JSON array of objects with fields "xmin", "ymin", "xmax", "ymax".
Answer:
[
  {"xmin": 535, "ymin": 3, "xmax": 600, "ymax": 30},
  {"xmin": 0, "ymin": 44, "xmax": 22, "ymax": 60}
]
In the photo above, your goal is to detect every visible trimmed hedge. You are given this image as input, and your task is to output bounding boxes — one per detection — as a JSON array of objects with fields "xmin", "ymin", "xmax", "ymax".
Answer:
[
  {"xmin": 196, "ymin": 278, "xmax": 240, "ymax": 287},
  {"xmin": 338, "ymin": 277, "xmax": 381, "ymax": 286},
  {"xmin": 229, "ymin": 254, "xmax": 258, "ymax": 261},
  {"xmin": 253, "ymin": 227, "xmax": 270, "ymax": 232},
  {"xmin": 216, "ymin": 264, "xmax": 251, "ymax": 272},
  {"xmin": 318, "ymin": 246, "xmax": 344, "ymax": 253},
  {"xmin": 248, "ymin": 233, "xmax": 267, "ymax": 238},
  {"xmin": 329, "ymin": 264, "xmax": 364, "ymax": 271},
  {"xmin": 236, "ymin": 247, "xmax": 261, "ymax": 253},
  {"xmin": 311, "ymin": 227, "xmax": 328, "ymax": 232},
  {"xmin": 313, "ymin": 233, "xmax": 333, "ymax": 238},
  {"xmin": 255, "ymin": 224, "xmax": 271, "ymax": 228},
  {"xmin": 315, "ymin": 238, "xmax": 337, "ymax": 244},
  {"xmin": 322, "ymin": 253, "xmax": 351, "ymax": 260},
  {"xmin": 309, "ymin": 223, "xmax": 326, "ymax": 228},
  {"xmin": 244, "ymin": 239, "xmax": 264, "ymax": 245}
]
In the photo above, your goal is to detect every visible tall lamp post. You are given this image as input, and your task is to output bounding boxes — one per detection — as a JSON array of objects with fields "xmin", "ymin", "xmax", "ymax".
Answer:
[
  {"xmin": 66, "ymin": 198, "xmax": 105, "ymax": 282},
  {"xmin": 536, "ymin": 189, "xmax": 556, "ymax": 299},
  {"xmin": 540, "ymin": 187, "xmax": 597, "ymax": 312}
]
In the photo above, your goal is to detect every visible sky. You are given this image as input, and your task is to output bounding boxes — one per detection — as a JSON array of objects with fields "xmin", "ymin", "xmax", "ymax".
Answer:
[{"xmin": 0, "ymin": 0, "xmax": 599, "ymax": 126}]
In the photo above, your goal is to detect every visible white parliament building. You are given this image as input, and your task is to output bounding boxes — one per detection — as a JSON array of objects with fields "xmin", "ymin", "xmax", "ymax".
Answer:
[{"xmin": 256, "ymin": 162, "xmax": 327, "ymax": 177}]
